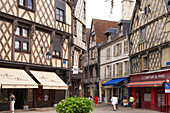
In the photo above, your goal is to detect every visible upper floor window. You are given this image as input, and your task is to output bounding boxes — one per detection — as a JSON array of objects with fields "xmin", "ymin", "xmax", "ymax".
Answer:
[
  {"xmin": 144, "ymin": 5, "xmax": 151, "ymax": 15},
  {"xmin": 113, "ymin": 64, "xmax": 115, "ymax": 77},
  {"xmin": 106, "ymin": 48, "xmax": 110, "ymax": 60},
  {"xmin": 142, "ymin": 55, "xmax": 148, "ymax": 71},
  {"xmin": 124, "ymin": 40, "xmax": 128, "ymax": 54},
  {"xmin": 52, "ymin": 35, "xmax": 62, "ymax": 57},
  {"xmin": 91, "ymin": 49, "xmax": 95, "ymax": 59},
  {"xmin": 19, "ymin": 0, "xmax": 34, "ymax": 11},
  {"xmin": 115, "ymin": 43, "xmax": 122, "ymax": 56},
  {"xmin": 106, "ymin": 65, "xmax": 112, "ymax": 78},
  {"xmin": 56, "ymin": 8, "xmax": 64, "ymax": 22},
  {"xmin": 15, "ymin": 26, "xmax": 29, "ymax": 52},
  {"xmin": 140, "ymin": 28, "xmax": 147, "ymax": 43},
  {"xmin": 124, "ymin": 61, "xmax": 130, "ymax": 75},
  {"xmin": 74, "ymin": 19, "xmax": 77, "ymax": 36},
  {"xmin": 82, "ymin": 25, "xmax": 86, "ymax": 42},
  {"xmin": 84, "ymin": 1, "xmax": 86, "ymax": 19}
]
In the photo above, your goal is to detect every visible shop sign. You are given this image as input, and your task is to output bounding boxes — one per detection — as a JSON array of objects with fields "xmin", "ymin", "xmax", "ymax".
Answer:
[
  {"xmin": 130, "ymin": 70, "xmax": 170, "ymax": 82},
  {"xmin": 165, "ymin": 83, "xmax": 170, "ymax": 93},
  {"xmin": 73, "ymin": 66, "xmax": 78, "ymax": 74}
]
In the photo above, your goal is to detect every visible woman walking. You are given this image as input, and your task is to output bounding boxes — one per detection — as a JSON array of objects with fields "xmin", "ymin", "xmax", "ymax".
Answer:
[
  {"xmin": 9, "ymin": 92, "xmax": 16, "ymax": 113},
  {"xmin": 94, "ymin": 96, "xmax": 98, "ymax": 107}
]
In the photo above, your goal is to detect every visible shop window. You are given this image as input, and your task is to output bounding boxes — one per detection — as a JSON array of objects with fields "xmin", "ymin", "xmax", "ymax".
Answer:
[
  {"xmin": 0, "ymin": 90, "xmax": 9, "ymax": 103},
  {"xmin": 36, "ymin": 87, "xmax": 50, "ymax": 101},
  {"xmin": 143, "ymin": 88, "xmax": 151, "ymax": 102},
  {"xmin": 15, "ymin": 27, "xmax": 30, "ymax": 52},
  {"xmin": 18, "ymin": 0, "xmax": 35, "ymax": 11}
]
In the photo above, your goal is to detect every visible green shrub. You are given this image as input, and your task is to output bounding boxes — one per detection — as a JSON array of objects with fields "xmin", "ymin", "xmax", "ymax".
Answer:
[{"xmin": 56, "ymin": 96, "xmax": 94, "ymax": 113}]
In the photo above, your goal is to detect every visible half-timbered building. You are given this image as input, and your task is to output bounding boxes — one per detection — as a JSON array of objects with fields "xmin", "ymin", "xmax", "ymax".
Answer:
[
  {"xmin": 0, "ymin": 0, "xmax": 73, "ymax": 111},
  {"xmin": 83, "ymin": 19, "xmax": 119, "ymax": 99},
  {"xmin": 127, "ymin": 0, "xmax": 170, "ymax": 112},
  {"xmin": 70, "ymin": 0, "xmax": 86, "ymax": 97}
]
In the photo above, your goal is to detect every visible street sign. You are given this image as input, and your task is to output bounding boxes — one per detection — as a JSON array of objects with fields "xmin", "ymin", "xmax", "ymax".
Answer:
[{"xmin": 165, "ymin": 83, "xmax": 170, "ymax": 93}]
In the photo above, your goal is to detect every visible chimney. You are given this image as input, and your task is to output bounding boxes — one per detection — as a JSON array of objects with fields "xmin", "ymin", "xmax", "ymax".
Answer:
[{"xmin": 121, "ymin": 0, "xmax": 135, "ymax": 20}]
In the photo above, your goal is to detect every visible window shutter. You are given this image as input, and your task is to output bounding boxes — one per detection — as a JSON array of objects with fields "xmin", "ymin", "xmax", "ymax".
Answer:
[
  {"xmin": 119, "ymin": 43, "xmax": 122, "ymax": 55},
  {"xmin": 113, "ymin": 64, "xmax": 115, "ymax": 77},
  {"xmin": 110, "ymin": 65, "xmax": 112, "ymax": 78},
  {"xmin": 53, "ymin": 37, "xmax": 61, "ymax": 52},
  {"xmin": 107, "ymin": 48, "xmax": 110, "ymax": 60},
  {"xmin": 104, "ymin": 67, "xmax": 106, "ymax": 79},
  {"xmin": 113, "ymin": 46, "xmax": 116, "ymax": 56}
]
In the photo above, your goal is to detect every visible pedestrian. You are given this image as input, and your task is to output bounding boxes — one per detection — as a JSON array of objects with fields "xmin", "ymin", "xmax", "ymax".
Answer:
[
  {"xmin": 129, "ymin": 95, "xmax": 135, "ymax": 109},
  {"xmin": 88, "ymin": 95, "xmax": 92, "ymax": 101},
  {"xmin": 9, "ymin": 92, "xmax": 16, "ymax": 113},
  {"xmin": 94, "ymin": 95, "xmax": 98, "ymax": 107},
  {"xmin": 110, "ymin": 95, "xmax": 118, "ymax": 111}
]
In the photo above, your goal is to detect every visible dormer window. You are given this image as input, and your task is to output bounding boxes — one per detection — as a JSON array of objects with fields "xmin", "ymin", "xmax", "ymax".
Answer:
[{"xmin": 107, "ymin": 34, "xmax": 111, "ymax": 42}]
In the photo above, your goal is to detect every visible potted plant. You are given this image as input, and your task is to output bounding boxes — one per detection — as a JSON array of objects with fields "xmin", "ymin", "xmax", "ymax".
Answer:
[{"xmin": 56, "ymin": 96, "xmax": 94, "ymax": 113}]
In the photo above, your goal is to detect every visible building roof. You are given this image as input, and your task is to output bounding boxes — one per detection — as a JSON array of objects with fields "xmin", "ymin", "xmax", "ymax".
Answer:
[
  {"xmin": 92, "ymin": 19, "xmax": 119, "ymax": 44},
  {"xmin": 86, "ymin": 28, "xmax": 90, "ymax": 46}
]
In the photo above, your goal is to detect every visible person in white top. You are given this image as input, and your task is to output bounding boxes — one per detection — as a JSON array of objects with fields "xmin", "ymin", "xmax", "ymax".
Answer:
[
  {"xmin": 9, "ymin": 92, "xmax": 15, "ymax": 113},
  {"xmin": 110, "ymin": 95, "xmax": 118, "ymax": 111}
]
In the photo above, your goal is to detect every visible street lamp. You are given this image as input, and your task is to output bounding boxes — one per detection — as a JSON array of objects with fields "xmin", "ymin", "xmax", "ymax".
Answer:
[{"xmin": 46, "ymin": 51, "xmax": 52, "ymax": 60}]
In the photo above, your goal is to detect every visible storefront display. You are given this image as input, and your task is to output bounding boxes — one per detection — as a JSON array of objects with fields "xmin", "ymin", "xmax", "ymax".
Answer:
[{"xmin": 127, "ymin": 69, "xmax": 170, "ymax": 112}]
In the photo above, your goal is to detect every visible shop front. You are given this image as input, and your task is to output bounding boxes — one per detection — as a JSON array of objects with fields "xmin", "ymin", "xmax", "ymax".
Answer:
[
  {"xmin": 30, "ymin": 70, "xmax": 68, "ymax": 108},
  {"xmin": 0, "ymin": 68, "xmax": 38, "ymax": 111},
  {"xmin": 127, "ymin": 69, "xmax": 170, "ymax": 112},
  {"xmin": 0, "ymin": 68, "xmax": 68, "ymax": 111},
  {"xmin": 102, "ymin": 77, "xmax": 130, "ymax": 105}
]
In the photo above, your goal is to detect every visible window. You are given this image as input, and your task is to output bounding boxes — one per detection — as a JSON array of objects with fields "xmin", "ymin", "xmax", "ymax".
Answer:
[
  {"xmin": 74, "ymin": 19, "xmax": 77, "ymax": 36},
  {"xmin": 116, "ymin": 43, "xmax": 122, "ymax": 56},
  {"xmin": 84, "ymin": 1, "xmax": 86, "ymax": 19},
  {"xmin": 91, "ymin": 49, "xmax": 95, "ymax": 59},
  {"xmin": 104, "ymin": 66, "xmax": 106, "ymax": 79},
  {"xmin": 0, "ymin": 90, "xmax": 9, "ymax": 103},
  {"xmin": 18, "ymin": 0, "xmax": 34, "ymax": 10},
  {"xmin": 113, "ymin": 64, "xmax": 115, "ymax": 77},
  {"xmin": 140, "ymin": 28, "xmax": 146, "ymax": 43},
  {"xmin": 118, "ymin": 62, "xmax": 123, "ymax": 76},
  {"xmin": 82, "ymin": 25, "xmax": 86, "ymax": 42},
  {"xmin": 113, "ymin": 45, "xmax": 116, "ymax": 57},
  {"xmin": 124, "ymin": 40, "xmax": 128, "ymax": 54},
  {"xmin": 106, "ymin": 48, "xmax": 110, "ymax": 60},
  {"xmin": 124, "ymin": 61, "xmax": 130, "ymax": 75},
  {"xmin": 56, "ymin": 8, "xmax": 64, "ymax": 22},
  {"xmin": 106, "ymin": 65, "xmax": 111, "ymax": 78},
  {"xmin": 15, "ymin": 27, "xmax": 29, "ymax": 52},
  {"xmin": 142, "ymin": 55, "xmax": 148, "ymax": 70},
  {"xmin": 144, "ymin": 5, "xmax": 151, "ymax": 15},
  {"xmin": 52, "ymin": 36, "xmax": 62, "ymax": 57},
  {"xmin": 36, "ymin": 86, "xmax": 50, "ymax": 101},
  {"xmin": 107, "ymin": 35, "xmax": 111, "ymax": 42}
]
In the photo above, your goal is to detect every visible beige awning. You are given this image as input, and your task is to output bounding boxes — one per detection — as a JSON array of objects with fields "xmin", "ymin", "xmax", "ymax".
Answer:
[
  {"xmin": 0, "ymin": 68, "xmax": 38, "ymax": 89},
  {"xmin": 30, "ymin": 70, "xmax": 68, "ymax": 90}
]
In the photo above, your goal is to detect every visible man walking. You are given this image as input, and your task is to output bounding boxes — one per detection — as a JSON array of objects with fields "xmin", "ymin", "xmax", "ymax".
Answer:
[{"xmin": 111, "ymin": 95, "xmax": 118, "ymax": 111}]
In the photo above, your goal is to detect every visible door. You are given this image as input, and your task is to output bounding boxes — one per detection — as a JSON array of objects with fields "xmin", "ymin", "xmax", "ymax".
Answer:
[
  {"xmin": 155, "ymin": 89, "xmax": 165, "ymax": 112},
  {"xmin": 28, "ymin": 89, "xmax": 34, "ymax": 108},
  {"xmin": 13, "ymin": 89, "xmax": 23, "ymax": 109},
  {"xmin": 136, "ymin": 89, "xmax": 141, "ymax": 108}
]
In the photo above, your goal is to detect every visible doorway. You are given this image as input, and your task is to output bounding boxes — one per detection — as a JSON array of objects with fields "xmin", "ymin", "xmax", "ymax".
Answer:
[
  {"xmin": 13, "ymin": 89, "xmax": 23, "ymax": 109},
  {"xmin": 136, "ymin": 89, "xmax": 141, "ymax": 108}
]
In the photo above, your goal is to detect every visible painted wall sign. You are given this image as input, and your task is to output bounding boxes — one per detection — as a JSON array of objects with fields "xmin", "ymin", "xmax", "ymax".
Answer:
[
  {"xmin": 165, "ymin": 83, "xmax": 170, "ymax": 93},
  {"xmin": 63, "ymin": 60, "xmax": 66, "ymax": 64},
  {"xmin": 166, "ymin": 62, "xmax": 170, "ymax": 66},
  {"xmin": 73, "ymin": 66, "xmax": 78, "ymax": 74},
  {"xmin": 130, "ymin": 70, "xmax": 170, "ymax": 82}
]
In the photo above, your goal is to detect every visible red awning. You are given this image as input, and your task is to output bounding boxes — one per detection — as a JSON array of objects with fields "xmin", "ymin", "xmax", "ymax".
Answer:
[{"xmin": 126, "ymin": 80, "xmax": 165, "ymax": 87}]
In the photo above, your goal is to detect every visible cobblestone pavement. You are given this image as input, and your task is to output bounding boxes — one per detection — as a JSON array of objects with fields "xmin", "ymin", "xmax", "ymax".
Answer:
[{"xmin": 0, "ymin": 104, "xmax": 163, "ymax": 113}]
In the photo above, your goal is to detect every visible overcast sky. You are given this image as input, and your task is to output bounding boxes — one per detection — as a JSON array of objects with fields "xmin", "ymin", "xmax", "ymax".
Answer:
[{"xmin": 86, "ymin": 0, "xmax": 122, "ymax": 28}]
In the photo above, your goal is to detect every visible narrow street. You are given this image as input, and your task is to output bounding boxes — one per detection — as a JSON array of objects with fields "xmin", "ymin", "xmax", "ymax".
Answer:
[{"xmin": 0, "ymin": 104, "xmax": 163, "ymax": 113}]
